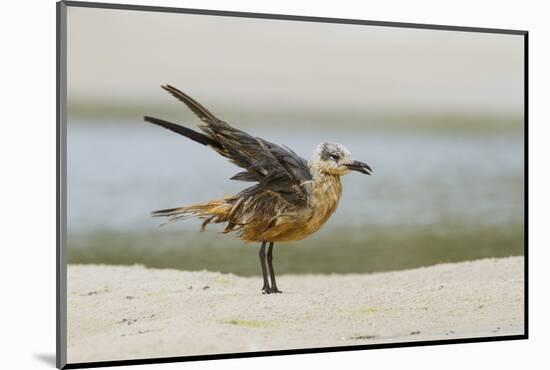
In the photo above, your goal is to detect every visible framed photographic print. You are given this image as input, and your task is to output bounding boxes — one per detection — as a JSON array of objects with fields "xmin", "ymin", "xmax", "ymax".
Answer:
[{"xmin": 57, "ymin": 1, "xmax": 528, "ymax": 368}]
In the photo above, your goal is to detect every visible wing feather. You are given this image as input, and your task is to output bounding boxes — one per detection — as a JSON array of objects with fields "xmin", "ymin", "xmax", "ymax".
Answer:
[{"xmin": 153, "ymin": 85, "xmax": 313, "ymax": 206}]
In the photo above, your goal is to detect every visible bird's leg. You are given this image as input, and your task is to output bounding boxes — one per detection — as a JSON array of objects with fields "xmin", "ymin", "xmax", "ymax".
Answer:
[
  {"xmin": 259, "ymin": 241, "xmax": 270, "ymax": 294},
  {"xmin": 266, "ymin": 242, "xmax": 282, "ymax": 293}
]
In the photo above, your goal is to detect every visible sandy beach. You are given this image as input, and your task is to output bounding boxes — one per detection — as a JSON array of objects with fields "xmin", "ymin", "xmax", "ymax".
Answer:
[{"xmin": 67, "ymin": 257, "xmax": 524, "ymax": 364}]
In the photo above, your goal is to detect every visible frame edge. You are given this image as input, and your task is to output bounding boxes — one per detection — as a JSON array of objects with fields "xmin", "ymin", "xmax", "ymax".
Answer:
[
  {"xmin": 62, "ymin": 0, "xmax": 527, "ymax": 35},
  {"xmin": 56, "ymin": 1, "xmax": 68, "ymax": 369}
]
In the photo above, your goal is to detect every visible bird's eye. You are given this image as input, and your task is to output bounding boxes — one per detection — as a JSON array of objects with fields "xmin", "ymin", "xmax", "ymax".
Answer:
[{"xmin": 330, "ymin": 153, "xmax": 340, "ymax": 161}]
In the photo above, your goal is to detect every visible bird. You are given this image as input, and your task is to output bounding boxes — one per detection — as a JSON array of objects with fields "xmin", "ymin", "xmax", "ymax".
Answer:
[{"xmin": 144, "ymin": 85, "xmax": 372, "ymax": 294}]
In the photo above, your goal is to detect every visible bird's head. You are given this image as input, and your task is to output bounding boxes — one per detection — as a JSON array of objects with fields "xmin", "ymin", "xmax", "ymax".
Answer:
[{"xmin": 311, "ymin": 142, "xmax": 372, "ymax": 176}]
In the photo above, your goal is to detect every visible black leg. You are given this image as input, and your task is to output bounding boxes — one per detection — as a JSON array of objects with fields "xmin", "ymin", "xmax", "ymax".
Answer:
[
  {"xmin": 266, "ymin": 242, "xmax": 282, "ymax": 293},
  {"xmin": 259, "ymin": 241, "xmax": 270, "ymax": 293}
]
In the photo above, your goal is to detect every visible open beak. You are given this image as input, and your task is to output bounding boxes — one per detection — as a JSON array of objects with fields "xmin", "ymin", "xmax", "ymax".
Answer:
[{"xmin": 345, "ymin": 160, "xmax": 372, "ymax": 175}]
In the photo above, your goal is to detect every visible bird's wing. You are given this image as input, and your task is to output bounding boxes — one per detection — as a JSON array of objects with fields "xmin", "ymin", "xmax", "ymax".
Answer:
[{"xmin": 148, "ymin": 85, "xmax": 313, "ymax": 206}]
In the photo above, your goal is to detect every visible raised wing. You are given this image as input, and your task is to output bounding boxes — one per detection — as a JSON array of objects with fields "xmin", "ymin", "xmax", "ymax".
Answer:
[{"xmin": 145, "ymin": 85, "xmax": 313, "ymax": 206}]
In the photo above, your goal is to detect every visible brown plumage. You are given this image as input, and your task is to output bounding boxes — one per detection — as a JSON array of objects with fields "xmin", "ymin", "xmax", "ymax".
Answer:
[{"xmin": 145, "ymin": 85, "xmax": 372, "ymax": 294}]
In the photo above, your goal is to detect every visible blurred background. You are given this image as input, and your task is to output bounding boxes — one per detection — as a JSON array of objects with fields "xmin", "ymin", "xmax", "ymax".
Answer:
[{"xmin": 66, "ymin": 7, "xmax": 524, "ymax": 275}]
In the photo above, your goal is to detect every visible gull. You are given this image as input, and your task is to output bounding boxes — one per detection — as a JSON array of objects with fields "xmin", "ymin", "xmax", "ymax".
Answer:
[{"xmin": 145, "ymin": 85, "xmax": 372, "ymax": 294}]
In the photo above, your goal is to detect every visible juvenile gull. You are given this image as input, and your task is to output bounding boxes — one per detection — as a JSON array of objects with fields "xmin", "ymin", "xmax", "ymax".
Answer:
[{"xmin": 144, "ymin": 85, "xmax": 372, "ymax": 294}]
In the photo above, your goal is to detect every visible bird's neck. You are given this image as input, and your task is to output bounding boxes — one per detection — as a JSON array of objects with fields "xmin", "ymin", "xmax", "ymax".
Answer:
[
  {"xmin": 309, "ymin": 170, "xmax": 343, "ymax": 214},
  {"xmin": 309, "ymin": 165, "xmax": 342, "ymax": 186},
  {"xmin": 314, "ymin": 171, "xmax": 342, "ymax": 193}
]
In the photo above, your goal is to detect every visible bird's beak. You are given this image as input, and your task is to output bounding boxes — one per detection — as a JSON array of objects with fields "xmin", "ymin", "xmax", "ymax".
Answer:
[{"xmin": 345, "ymin": 160, "xmax": 372, "ymax": 175}]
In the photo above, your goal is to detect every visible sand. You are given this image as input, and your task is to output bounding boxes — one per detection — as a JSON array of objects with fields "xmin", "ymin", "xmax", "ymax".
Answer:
[{"xmin": 66, "ymin": 257, "xmax": 524, "ymax": 364}]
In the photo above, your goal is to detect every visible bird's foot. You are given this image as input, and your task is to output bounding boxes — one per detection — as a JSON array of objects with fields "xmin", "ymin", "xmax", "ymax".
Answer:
[{"xmin": 262, "ymin": 287, "xmax": 283, "ymax": 294}]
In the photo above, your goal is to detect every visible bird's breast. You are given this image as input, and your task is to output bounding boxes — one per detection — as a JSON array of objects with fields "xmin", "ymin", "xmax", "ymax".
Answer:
[
  {"xmin": 238, "ymin": 174, "xmax": 343, "ymax": 243},
  {"xmin": 302, "ymin": 174, "xmax": 342, "ymax": 235}
]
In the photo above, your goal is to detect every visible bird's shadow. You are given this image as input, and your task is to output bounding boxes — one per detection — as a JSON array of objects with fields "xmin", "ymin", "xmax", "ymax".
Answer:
[{"xmin": 34, "ymin": 353, "xmax": 56, "ymax": 367}]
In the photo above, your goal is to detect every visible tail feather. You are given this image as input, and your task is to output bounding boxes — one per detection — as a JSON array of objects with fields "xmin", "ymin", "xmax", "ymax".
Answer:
[{"xmin": 152, "ymin": 198, "xmax": 235, "ymax": 230}]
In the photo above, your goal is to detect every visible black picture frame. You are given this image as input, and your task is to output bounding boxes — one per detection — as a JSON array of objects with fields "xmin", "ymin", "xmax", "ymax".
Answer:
[{"xmin": 56, "ymin": 1, "xmax": 528, "ymax": 368}]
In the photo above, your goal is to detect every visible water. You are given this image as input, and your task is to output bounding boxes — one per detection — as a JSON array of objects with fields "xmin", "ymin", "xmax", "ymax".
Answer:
[{"xmin": 67, "ymin": 119, "xmax": 524, "ymax": 274}]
